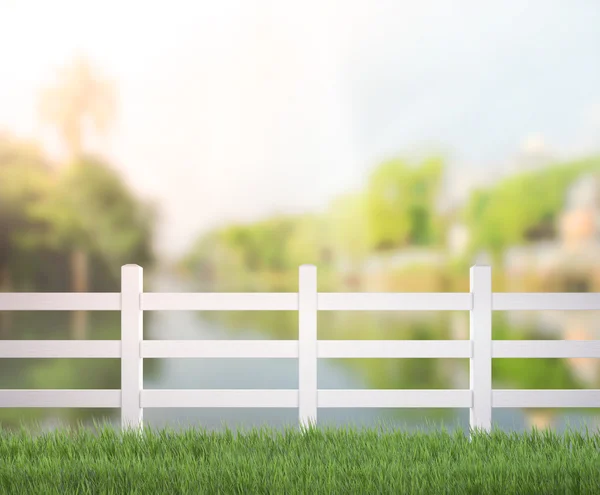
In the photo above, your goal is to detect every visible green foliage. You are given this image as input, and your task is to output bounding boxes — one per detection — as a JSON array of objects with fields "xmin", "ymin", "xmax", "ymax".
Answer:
[
  {"xmin": 216, "ymin": 215, "xmax": 298, "ymax": 272},
  {"xmin": 0, "ymin": 136, "xmax": 54, "ymax": 281},
  {"xmin": 285, "ymin": 213, "xmax": 330, "ymax": 266},
  {"xmin": 251, "ymin": 216, "xmax": 296, "ymax": 271},
  {"xmin": 18, "ymin": 156, "xmax": 157, "ymax": 280},
  {"xmin": 180, "ymin": 153, "xmax": 600, "ymax": 287},
  {"xmin": 0, "ymin": 135, "xmax": 156, "ymax": 290},
  {"xmin": 365, "ymin": 156, "xmax": 445, "ymax": 250},
  {"xmin": 180, "ymin": 156, "xmax": 449, "ymax": 279},
  {"xmin": 325, "ymin": 192, "xmax": 370, "ymax": 261},
  {"xmin": 0, "ymin": 139, "xmax": 51, "ymax": 226},
  {"xmin": 463, "ymin": 157, "xmax": 600, "ymax": 260}
]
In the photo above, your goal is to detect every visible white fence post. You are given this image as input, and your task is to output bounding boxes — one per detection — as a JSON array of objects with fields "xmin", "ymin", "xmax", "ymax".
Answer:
[
  {"xmin": 298, "ymin": 264, "xmax": 317, "ymax": 431},
  {"xmin": 469, "ymin": 264, "xmax": 492, "ymax": 439},
  {"xmin": 121, "ymin": 264, "xmax": 143, "ymax": 432}
]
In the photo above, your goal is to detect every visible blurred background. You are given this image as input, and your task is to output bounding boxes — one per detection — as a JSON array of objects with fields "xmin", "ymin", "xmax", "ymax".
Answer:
[{"xmin": 1, "ymin": 0, "xmax": 600, "ymax": 436}]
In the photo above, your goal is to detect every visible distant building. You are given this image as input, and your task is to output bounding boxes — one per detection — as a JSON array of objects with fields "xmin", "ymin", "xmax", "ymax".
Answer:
[
  {"xmin": 558, "ymin": 173, "xmax": 600, "ymax": 249},
  {"xmin": 504, "ymin": 172, "xmax": 600, "ymax": 291}
]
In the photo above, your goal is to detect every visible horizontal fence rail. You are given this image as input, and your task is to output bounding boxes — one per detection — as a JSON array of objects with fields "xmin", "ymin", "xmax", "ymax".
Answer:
[
  {"xmin": 492, "ymin": 293, "xmax": 600, "ymax": 311},
  {"xmin": 3, "ymin": 339, "xmax": 598, "ymax": 361},
  {"xmin": 5, "ymin": 292, "xmax": 600, "ymax": 312},
  {"xmin": 141, "ymin": 340, "xmax": 474, "ymax": 359},
  {"xmin": 0, "ymin": 341, "xmax": 122, "ymax": 358},
  {"xmin": 140, "ymin": 389, "xmax": 473, "ymax": 409},
  {"xmin": 0, "ymin": 390, "xmax": 121, "ymax": 408},
  {"xmin": 492, "ymin": 390, "xmax": 600, "ymax": 408},
  {"xmin": 492, "ymin": 340, "xmax": 600, "ymax": 358},
  {"xmin": 2, "ymin": 389, "xmax": 597, "ymax": 410},
  {"xmin": 142, "ymin": 292, "xmax": 298, "ymax": 311},
  {"xmin": 141, "ymin": 292, "xmax": 473, "ymax": 311},
  {"xmin": 317, "ymin": 292, "xmax": 473, "ymax": 311},
  {"xmin": 0, "ymin": 293, "xmax": 121, "ymax": 311},
  {"xmin": 1, "ymin": 263, "xmax": 600, "ymax": 439}
]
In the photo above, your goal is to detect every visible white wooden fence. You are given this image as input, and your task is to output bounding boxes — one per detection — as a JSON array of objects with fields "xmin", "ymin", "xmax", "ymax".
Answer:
[{"xmin": 1, "ymin": 264, "xmax": 600, "ymax": 436}]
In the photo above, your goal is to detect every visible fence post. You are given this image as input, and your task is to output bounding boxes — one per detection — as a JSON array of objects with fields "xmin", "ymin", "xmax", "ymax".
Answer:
[
  {"xmin": 469, "ymin": 264, "xmax": 492, "ymax": 440},
  {"xmin": 298, "ymin": 264, "xmax": 317, "ymax": 431},
  {"xmin": 121, "ymin": 264, "xmax": 143, "ymax": 432}
]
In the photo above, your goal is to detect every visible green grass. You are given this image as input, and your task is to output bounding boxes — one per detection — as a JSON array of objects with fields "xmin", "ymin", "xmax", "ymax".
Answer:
[{"xmin": 0, "ymin": 419, "xmax": 599, "ymax": 494}]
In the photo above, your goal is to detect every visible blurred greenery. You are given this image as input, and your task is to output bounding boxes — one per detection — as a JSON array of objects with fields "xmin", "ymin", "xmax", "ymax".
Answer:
[
  {"xmin": 179, "ymin": 154, "xmax": 600, "ymax": 292},
  {"xmin": 20, "ymin": 156, "xmax": 158, "ymax": 283},
  {"xmin": 0, "ymin": 136, "xmax": 52, "ymax": 289},
  {"xmin": 178, "ymin": 157, "xmax": 448, "ymax": 286},
  {"xmin": 38, "ymin": 57, "xmax": 123, "ymax": 338},
  {"xmin": 0, "ymin": 134, "xmax": 157, "ymax": 294},
  {"xmin": 463, "ymin": 157, "xmax": 600, "ymax": 264},
  {"xmin": 365, "ymin": 156, "xmax": 445, "ymax": 250}
]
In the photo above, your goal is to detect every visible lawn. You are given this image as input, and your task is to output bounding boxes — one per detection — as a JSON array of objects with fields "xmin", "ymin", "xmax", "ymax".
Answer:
[{"xmin": 0, "ymin": 419, "xmax": 599, "ymax": 494}]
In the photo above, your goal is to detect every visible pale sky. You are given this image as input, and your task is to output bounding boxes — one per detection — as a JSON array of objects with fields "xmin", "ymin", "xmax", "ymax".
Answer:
[{"xmin": 0, "ymin": 0, "xmax": 599, "ymax": 261}]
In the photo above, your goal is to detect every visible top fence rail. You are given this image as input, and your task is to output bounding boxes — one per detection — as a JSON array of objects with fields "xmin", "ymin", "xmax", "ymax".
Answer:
[{"xmin": 1, "ymin": 292, "xmax": 600, "ymax": 312}]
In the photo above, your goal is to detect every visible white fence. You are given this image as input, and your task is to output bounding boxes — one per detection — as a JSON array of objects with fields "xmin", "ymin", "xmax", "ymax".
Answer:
[{"xmin": 1, "ymin": 264, "xmax": 600, "ymax": 436}]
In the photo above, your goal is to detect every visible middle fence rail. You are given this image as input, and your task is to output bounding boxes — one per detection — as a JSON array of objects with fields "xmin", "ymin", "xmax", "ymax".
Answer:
[{"xmin": 0, "ymin": 263, "xmax": 600, "ymax": 438}]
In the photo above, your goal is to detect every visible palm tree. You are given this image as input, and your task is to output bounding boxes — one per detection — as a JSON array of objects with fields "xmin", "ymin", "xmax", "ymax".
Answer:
[{"xmin": 38, "ymin": 57, "xmax": 117, "ymax": 339}]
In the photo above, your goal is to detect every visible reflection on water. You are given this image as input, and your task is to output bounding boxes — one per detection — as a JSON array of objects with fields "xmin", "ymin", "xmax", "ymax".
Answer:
[{"xmin": 0, "ymin": 271, "xmax": 599, "ymax": 437}]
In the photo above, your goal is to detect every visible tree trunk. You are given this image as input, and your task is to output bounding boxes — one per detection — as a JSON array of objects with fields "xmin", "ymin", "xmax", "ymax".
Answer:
[
  {"xmin": 70, "ymin": 248, "xmax": 89, "ymax": 339},
  {"xmin": 0, "ymin": 263, "xmax": 12, "ymax": 336}
]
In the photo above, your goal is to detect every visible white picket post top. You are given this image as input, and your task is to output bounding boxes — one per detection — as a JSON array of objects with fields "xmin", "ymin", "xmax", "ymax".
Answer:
[
  {"xmin": 0, "ymin": 263, "xmax": 599, "ymax": 441},
  {"xmin": 121, "ymin": 264, "xmax": 143, "ymax": 432}
]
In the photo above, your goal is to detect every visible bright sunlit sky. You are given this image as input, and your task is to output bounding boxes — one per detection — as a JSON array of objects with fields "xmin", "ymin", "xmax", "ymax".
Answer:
[{"xmin": 1, "ymin": 0, "xmax": 599, "ymax": 261}]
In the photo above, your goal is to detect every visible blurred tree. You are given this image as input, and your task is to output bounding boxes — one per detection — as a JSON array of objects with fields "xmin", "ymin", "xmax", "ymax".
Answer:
[
  {"xmin": 253, "ymin": 216, "xmax": 296, "ymax": 271},
  {"xmin": 218, "ymin": 216, "xmax": 297, "ymax": 273},
  {"xmin": 286, "ymin": 213, "xmax": 331, "ymax": 267},
  {"xmin": 462, "ymin": 157, "xmax": 600, "ymax": 265},
  {"xmin": 365, "ymin": 156, "xmax": 445, "ymax": 250},
  {"xmin": 181, "ymin": 211, "xmax": 337, "ymax": 290},
  {"xmin": 325, "ymin": 192, "xmax": 370, "ymax": 263},
  {"xmin": 220, "ymin": 224, "xmax": 260, "ymax": 271},
  {"xmin": 177, "ymin": 230, "xmax": 221, "ymax": 281},
  {"xmin": 407, "ymin": 157, "xmax": 445, "ymax": 246},
  {"xmin": 39, "ymin": 57, "xmax": 116, "ymax": 160},
  {"xmin": 38, "ymin": 58, "xmax": 117, "ymax": 338},
  {"xmin": 365, "ymin": 159, "xmax": 411, "ymax": 250},
  {"xmin": 179, "ymin": 156, "xmax": 446, "ymax": 287},
  {"xmin": 0, "ymin": 135, "xmax": 53, "ymax": 333},
  {"xmin": 18, "ymin": 156, "xmax": 157, "ymax": 291}
]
